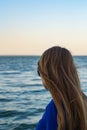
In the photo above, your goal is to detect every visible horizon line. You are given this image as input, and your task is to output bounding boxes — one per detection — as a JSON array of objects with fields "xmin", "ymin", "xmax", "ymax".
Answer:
[{"xmin": 0, "ymin": 54, "xmax": 87, "ymax": 57}]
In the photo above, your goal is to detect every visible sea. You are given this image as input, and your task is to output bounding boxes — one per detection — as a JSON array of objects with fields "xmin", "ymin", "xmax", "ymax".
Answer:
[{"xmin": 0, "ymin": 56, "xmax": 87, "ymax": 130}]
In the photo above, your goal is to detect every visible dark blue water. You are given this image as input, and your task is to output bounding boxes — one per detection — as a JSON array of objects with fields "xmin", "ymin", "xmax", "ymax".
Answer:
[{"xmin": 0, "ymin": 56, "xmax": 87, "ymax": 130}]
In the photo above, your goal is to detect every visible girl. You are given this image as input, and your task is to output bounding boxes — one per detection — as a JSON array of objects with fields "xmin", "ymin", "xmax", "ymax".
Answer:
[{"xmin": 36, "ymin": 46, "xmax": 87, "ymax": 130}]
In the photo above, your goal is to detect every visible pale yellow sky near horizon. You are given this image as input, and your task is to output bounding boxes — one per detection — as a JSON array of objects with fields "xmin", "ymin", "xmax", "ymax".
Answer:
[
  {"xmin": 0, "ymin": 29, "xmax": 87, "ymax": 55},
  {"xmin": 0, "ymin": 42, "xmax": 87, "ymax": 56}
]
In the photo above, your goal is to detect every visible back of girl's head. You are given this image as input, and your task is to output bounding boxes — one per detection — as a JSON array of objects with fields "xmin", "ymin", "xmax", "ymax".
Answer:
[
  {"xmin": 38, "ymin": 46, "xmax": 87, "ymax": 130},
  {"xmin": 38, "ymin": 46, "xmax": 80, "ymax": 91}
]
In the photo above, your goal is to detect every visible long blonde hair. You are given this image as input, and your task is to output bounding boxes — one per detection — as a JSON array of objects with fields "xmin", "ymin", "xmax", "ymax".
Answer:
[{"xmin": 38, "ymin": 46, "xmax": 87, "ymax": 130}]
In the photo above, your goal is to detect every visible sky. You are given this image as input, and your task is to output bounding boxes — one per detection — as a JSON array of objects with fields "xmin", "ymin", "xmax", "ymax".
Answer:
[{"xmin": 0, "ymin": 0, "xmax": 87, "ymax": 55}]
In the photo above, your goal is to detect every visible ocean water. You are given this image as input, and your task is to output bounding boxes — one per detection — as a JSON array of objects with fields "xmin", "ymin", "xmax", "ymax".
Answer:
[{"xmin": 0, "ymin": 56, "xmax": 87, "ymax": 130}]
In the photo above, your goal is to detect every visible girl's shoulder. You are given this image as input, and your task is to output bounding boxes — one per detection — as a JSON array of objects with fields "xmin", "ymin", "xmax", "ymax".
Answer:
[
  {"xmin": 42, "ymin": 99, "xmax": 57, "ymax": 121},
  {"xmin": 46, "ymin": 99, "xmax": 57, "ymax": 111},
  {"xmin": 36, "ymin": 99, "xmax": 58, "ymax": 130}
]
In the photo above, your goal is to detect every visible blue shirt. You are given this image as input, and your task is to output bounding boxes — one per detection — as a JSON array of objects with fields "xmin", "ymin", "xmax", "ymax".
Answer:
[{"xmin": 36, "ymin": 100, "xmax": 58, "ymax": 130}]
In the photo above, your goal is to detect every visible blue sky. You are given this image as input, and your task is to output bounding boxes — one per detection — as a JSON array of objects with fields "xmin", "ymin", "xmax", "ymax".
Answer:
[{"xmin": 0, "ymin": 0, "xmax": 87, "ymax": 55}]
